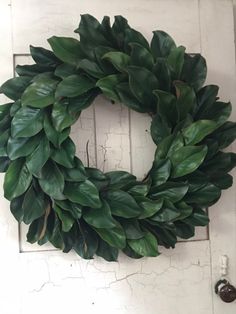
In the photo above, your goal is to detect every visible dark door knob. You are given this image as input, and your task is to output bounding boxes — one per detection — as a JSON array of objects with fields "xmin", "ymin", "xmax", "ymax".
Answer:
[{"xmin": 215, "ymin": 279, "xmax": 236, "ymax": 303}]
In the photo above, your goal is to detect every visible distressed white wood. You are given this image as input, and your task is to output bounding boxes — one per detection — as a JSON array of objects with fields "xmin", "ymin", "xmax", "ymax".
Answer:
[
  {"xmin": 17, "ymin": 241, "xmax": 212, "ymax": 314},
  {"xmin": 199, "ymin": 0, "xmax": 236, "ymax": 312},
  {"xmin": 11, "ymin": 0, "xmax": 201, "ymax": 53},
  {"xmin": 94, "ymin": 97, "xmax": 131, "ymax": 172}
]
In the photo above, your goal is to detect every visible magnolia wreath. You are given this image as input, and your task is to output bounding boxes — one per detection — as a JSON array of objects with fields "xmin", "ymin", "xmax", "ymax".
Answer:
[{"xmin": 0, "ymin": 14, "xmax": 236, "ymax": 261}]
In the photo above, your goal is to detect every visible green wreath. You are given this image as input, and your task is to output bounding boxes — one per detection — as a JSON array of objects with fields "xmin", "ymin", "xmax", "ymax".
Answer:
[{"xmin": 0, "ymin": 14, "xmax": 236, "ymax": 261}]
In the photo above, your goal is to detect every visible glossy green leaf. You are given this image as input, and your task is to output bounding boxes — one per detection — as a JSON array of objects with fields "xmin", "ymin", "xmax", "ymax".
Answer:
[
  {"xmin": 150, "ymin": 159, "xmax": 171, "ymax": 186},
  {"xmin": 48, "ymin": 36, "xmax": 84, "ymax": 66},
  {"xmin": 96, "ymin": 74, "xmax": 124, "ymax": 102},
  {"xmin": 55, "ymin": 199, "xmax": 82, "ymax": 219},
  {"xmin": 200, "ymin": 101, "xmax": 232, "ymax": 127},
  {"xmin": 75, "ymin": 14, "xmax": 110, "ymax": 47},
  {"xmin": 51, "ymin": 90, "xmax": 97, "ymax": 132},
  {"xmin": 211, "ymin": 121, "xmax": 236, "ymax": 149},
  {"xmin": 7, "ymin": 133, "xmax": 41, "ymax": 160},
  {"xmin": 136, "ymin": 197, "xmax": 163, "ymax": 219},
  {"xmin": 122, "ymin": 219, "xmax": 144, "ymax": 239},
  {"xmin": 153, "ymin": 58, "xmax": 171, "ymax": 91},
  {"xmin": 55, "ymin": 74, "xmax": 95, "ymax": 98},
  {"xmin": 181, "ymin": 53, "xmax": 207, "ymax": 91},
  {"xmin": 10, "ymin": 195, "xmax": 24, "ymax": 222},
  {"xmin": 174, "ymin": 81, "xmax": 196, "ymax": 121},
  {"xmin": 96, "ymin": 239, "xmax": 118, "ymax": 261},
  {"xmin": 167, "ymin": 46, "xmax": 185, "ymax": 79},
  {"xmin": 21, "ymin": 75, "xmax": 58, "ymax": 108},
  {"xmin": 22, "ymin": 185, "xmax": 48, "ymax": 224},
  {"xmin": 83, "ymin": 199, "xmax": 116, "ymax": 228},
  {"xmin": 78, "ymin": 59, "xmax": 105, "ymax": 78},
  {"xmin": 73, "ymin": 222, "xmax": 98, "ymax": 259},
  {"xmin": 153, "ymin": 90, "xmax": 177, "ymax": 126},
  {"xmin": 4, "ymin": 159, "xmax": 32, "ymax": 200},
  {"xmin": 0, "ymin": 129, "xmax": 10, "ymax": 157},
  {"xmin": 151, "ymin": 30, "xmax": 176, "ymax": 58},
  {"xmin": 26, "ymin": 136, "xmax": 50, "ymax": 176},
  {"xmin": 116, "ymin": 82, "xmax": 145, "ymax": 113},
  {"xmin": 106, "ymin": 190, "xmax": 142, "ymax": 218},
  {"xmin": 62, "ymin": 157, "xmax": 87, "ymax": 182},
  {"xmin": 124, "ymin": 27, "xmax": 150, "ymax": 52},
  {"xmin": 106, "ymin": 171, "xmax": 136, "ymax": 189},
  {"xmin": 112, "ymin": 15, "xmax": 131, "ymax": 49},
  {"xmin": 54, "ymin": 63, "xmax": 77, "ymax": 79},
  {"xmin": 127, "ymin": 66, "xmax": 159, "ymax": 112},
  {"xmin": 151, "ymin": 200, "xmax": 180, "ymax": 222},
  {"xmin": 184, "ymin": 207, "xmax": 209, "ymax": 226},
  {"xmin": 209, "ymin": 172, "xmax": 233, "ymax": 190},
  {"xmin": 38, "ymin": 160, "xmax": 65, "ymax": 200},
  {"xmin": 9, "ymin": 100, "xmax": 21, "ymax": 117},
  {"xmin": 0, "ymin": 157, "xmax": 10, "ymax": 172},
  {"xmin": 44, "ymin": 115, "xmax": 70, "ymax": 147},
  {"xmin": 128, "ymin": 231, "xmax": 159, "ymax": 257},
  {"xmin": 51, "ymin": 137, "xmax": 75, "ymax": 168},
  {"xmin": 184, "ymin": 183, "xmax": 221, "ymax": 206},
  {"xmin": 154, "ymin": 133, "xmax": 184, "ymax": 160},
  {"xmin": 103, "ymin": 51, "xmax": 130, "ymax": 72},
  {"xmin": 202, "ymin": 152, "xmax": 236, "ymax": 174},
  {"xmin": 150, "ymin": 114, "xmax": 171, "ymax": 145},
  {"xmin": 170, "ymin": 145, "xmax": 208, "ymax": 178},
  {"xmin": 94, "ymin": 46, "xmax": 117, "ymax": 73},
  {"xmin": 130, "ymin": 43, "xmax": 154, "ymax": 70},
  {"xmin": 30, "ymin": 45, "xmax": 60, "ymax": 66},
  {"xmin": 16, "ymin": 64, "xmax": 54, "ymax": 77},
  {"xmin": 128, "ymin": 183, "xmax": 150, "ymax": 197},
  {"xmin": 195, "ymin": 85, "xmax": 219, "ymax": 118},
  {"xmin": 54, "ymin": 204, "xmax": 74, "ymax": 232},
  {"xmin": 175, "ymin": 201, "xmax": 193, "ymax": 220},
  {"xmin": 174, "ymin": 221, "xmax": 194, "ymax": 239},
  {"xmin": 0, "ymin": 77, "xmax": 31, "ymax": 100},
  {"xmin": 11, "ymin": 107, "xmax": 44, "ymax": 138},
  {"xmin": 64, "ymin": 180, "xmax": 101, "ymax": 208},
  {"xmin": 149, "ymin": 182, "xmax": 188, "ymax": 203},
  {"xmin": 182, "ymin": 120, "xmax": 217, "ymax": 145},
  {"xmin": 94, "ymin": 221, "xmax": 126, "ymax": 249}
]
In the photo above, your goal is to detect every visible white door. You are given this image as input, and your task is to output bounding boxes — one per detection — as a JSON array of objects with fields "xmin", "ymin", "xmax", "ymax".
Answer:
[{"xmin": 0, "ymin": 1, "xmax": 235, "ymax": 314}]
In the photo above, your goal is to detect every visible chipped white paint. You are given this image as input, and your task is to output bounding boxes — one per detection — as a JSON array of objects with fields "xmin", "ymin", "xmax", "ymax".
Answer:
[{"xmin": 0, "ymin": 1, "xmax": 236, "ymax": 313}]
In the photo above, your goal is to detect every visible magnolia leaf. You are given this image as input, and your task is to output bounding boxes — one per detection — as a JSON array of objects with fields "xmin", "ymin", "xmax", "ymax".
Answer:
[
  {"xmin": 151, "ymin": 31, "xmax": 176, "ymax": 58},
  {"xmin": 94, "ymin": 221, "xmax": 126, "ymax": 249},
  {"xmin": 30, "ymin": 45, "xmax": 60, "ymax": 66},
  {"xmin": 182, "ymin": 120, "xmax": 217, "ymax": 145},
  {"xmin": 106, "ymin": 190, "xmax": 142, "ymax": 218},
  {"xmin": 4, "ymin": 159, "xmax": 32, "ymax": 200},
  {"xmin": 55, "ymin": 74, "xmax": 95, "ymax": 98},
  {"xmin": 21, "ymin": 75, "xmax": 58, "ymax": 108},
  {"xmin": 150, "ymin": 182, "xmax": 189, "ymax": 203},
  {"xmin": 48, "ymin": 36, "xmax": 84, "ymax": 66},
  {"xmin": 128, "ymin": 231, "xmax": 159, "ymax": 257},
  {"xmin": 83, "ymin": 200, "xmax": 116, "ymax": 229},
  {"xmin": 170, "ymin": 145, "xmax": 208, "ymax": 178},
  {"xmin": 22, "ymin": 185, "xmax": 48, "ymax": 224},
  {"xmin": 0, "ymin": 77, "xmax": 31, "ymax": 100},
  {"xmin": 64, "ymin": 180, "xmax": 101, "ymax": 208},
  {"xmin": 103, "ymin": 51, "xmax": 130, "ymax": 72},
  {"xmin": 38, "ymin": 160, "xmax": 65, "ymax": 200},
  {"xmin": 11, "ymin": 107, "xmax": 44, "ymax": 138}
]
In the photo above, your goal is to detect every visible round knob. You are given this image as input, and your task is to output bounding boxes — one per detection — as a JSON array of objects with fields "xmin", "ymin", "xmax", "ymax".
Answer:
[{"xmin": 215, "ymin": 279, "xmax": 236, "ymax": 303}]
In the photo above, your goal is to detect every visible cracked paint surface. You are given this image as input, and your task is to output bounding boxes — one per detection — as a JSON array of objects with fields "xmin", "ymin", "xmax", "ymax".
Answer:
[{"xmin": 13, "ymin": 241, "xmax": 212, "ymax": 314}]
